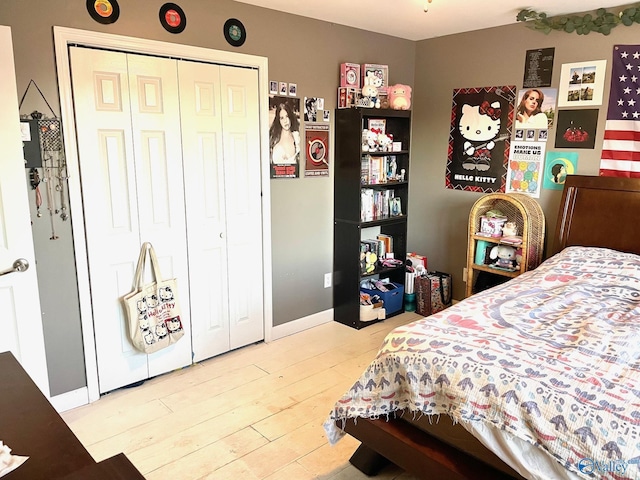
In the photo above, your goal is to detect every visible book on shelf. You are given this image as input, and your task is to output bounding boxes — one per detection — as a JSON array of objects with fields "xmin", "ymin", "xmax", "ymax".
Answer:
[
  {"xmin": 376, "ymin": 234, "xmax": 393, "ymax": 256},
  {"xmin": 361, "ymin": 188, "xmax": 394, "ymax": 221},
  {"xmin": 360, "ymin": 155, "xmax": 399, "ymax": 185}
]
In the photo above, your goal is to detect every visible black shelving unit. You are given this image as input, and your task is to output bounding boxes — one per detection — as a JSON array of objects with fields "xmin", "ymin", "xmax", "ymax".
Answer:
[{"xmin": 333, "ymin": 108, "xmax": 411, "ymax": 329}]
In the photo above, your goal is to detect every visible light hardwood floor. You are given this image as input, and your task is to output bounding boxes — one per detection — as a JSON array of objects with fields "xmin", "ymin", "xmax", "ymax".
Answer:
[{"xmin": 61, "ymin": 312, "xmax": 423, "ymax": 480}]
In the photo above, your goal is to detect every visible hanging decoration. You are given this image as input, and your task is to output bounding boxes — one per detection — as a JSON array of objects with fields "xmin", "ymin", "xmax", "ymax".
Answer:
[
  {"xmin": 223, "ymin": 18, "xmax": 246, "ymax": 47},
  {"xmin": 517, "ymin": 5, "xmax": 640, "ymax": 35},
  {"xmin": 19, "ymin": 80, "xmax": 69, "ymax": 240},
  {"xmin": 86, "ymin": 0, "xmax": 120, "ymax": 25},
  {"xmin": 445, "ymin": 86, "xmax": 516, "ymax": 193},
  {"xmin": 159, "ymin": 3, "xmax": 186, "ymax": 34}
]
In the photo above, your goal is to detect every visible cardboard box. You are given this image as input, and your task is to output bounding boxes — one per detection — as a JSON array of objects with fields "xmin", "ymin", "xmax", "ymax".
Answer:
[{"xmin": 340, "ymin": 62, "xmax": 361, "ymax": 88}]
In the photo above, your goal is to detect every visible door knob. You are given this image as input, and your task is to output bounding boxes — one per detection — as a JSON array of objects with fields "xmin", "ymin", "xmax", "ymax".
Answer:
[{"xmin": 0, "ymin": 258, "xmax": 29, "ymax": 277}]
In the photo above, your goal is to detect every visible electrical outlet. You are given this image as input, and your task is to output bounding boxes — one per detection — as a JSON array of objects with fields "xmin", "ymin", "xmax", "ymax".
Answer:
[{"xmin": 324, "ymin": 272, "xmax": 332, "ymax": 288}]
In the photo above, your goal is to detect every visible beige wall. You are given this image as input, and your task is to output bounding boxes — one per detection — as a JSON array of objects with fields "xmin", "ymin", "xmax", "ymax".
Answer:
[
  {"xmin": 410, "ymin": 21, "xmax": 640, "ymax": 300},
  {"xmin": 0, "ymin": 0, "xmax": 415, "ymax": 395}
]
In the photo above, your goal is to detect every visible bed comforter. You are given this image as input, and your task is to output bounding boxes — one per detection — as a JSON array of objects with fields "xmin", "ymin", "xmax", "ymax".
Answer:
[{"xmin": 324, "ymin": 247, "xmax": 640, "ymax": 479}]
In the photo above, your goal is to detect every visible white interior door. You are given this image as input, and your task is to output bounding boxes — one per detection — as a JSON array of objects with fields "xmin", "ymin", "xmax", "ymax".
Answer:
[
  {"xmin": 70, "ymin": 47, "xmax": 192, "ymax": 393},
  {"xmin": 179, "ymin": 62, "xmax": 264, "ymax": 360},
  {"xmin": 219, "ymin": 67, "xmax": 264, "ymax": 350},
  {"xmin": 178, "ymin": 61, "xmax": 231, "ymax": 360},
  {"xmin": 0, "ymin": 25, "xmax": 50, "ymax": 396}
]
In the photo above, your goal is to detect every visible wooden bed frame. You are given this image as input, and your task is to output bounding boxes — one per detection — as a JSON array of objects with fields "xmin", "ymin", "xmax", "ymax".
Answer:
[{"xmin": 340, "ymin": 175, "xmax": 640, "ymax": 479}]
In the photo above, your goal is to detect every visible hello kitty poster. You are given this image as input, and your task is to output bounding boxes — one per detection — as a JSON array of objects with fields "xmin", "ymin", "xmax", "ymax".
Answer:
[{"xmin": 446, "ymin": 85, "xmax": 516, "ymax": 192}]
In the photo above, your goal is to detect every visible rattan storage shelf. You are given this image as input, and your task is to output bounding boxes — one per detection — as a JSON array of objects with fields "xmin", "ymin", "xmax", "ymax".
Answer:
[{"xmin": 465, "ymin": 193, "xmax": 545, "ymax": 297}]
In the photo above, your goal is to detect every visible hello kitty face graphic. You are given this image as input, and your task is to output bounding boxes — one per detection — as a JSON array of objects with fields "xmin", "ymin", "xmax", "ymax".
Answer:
[
  {"xmin": 159, "ymin": 286, "xmax": 174, "ymax": 302},
  {"xmin": 145, "ymin": 294, "xmax": 159, "ymax": 308},
  {"xmin": 155, "ymin": 321, "xmax": 168, "ymax": 339},
  {"xmin": 167, "ymin": 317, "xmax": 183, "ymax": 333},
  {"xmin": 138, "ymin": 315, "xmax": 149, "ymax": 330},
  {"xmin": 137, "ymin": 299, "xmax": 147, "ymax": 314},
  {"xmin": 143, "ymin": 330, "xmax": 155, "ymax": 345}
]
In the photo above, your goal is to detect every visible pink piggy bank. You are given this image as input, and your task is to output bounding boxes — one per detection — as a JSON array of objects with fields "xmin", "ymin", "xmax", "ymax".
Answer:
[{"xmin": 388, "ymin": 84, "xmax": 412, "ymax": 110}]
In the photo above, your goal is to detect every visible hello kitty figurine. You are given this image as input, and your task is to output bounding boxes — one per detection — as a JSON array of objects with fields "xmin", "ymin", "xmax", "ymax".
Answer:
[{"xmin": 458, "ymin": 100, "xmax": 502, "ymax": 171}]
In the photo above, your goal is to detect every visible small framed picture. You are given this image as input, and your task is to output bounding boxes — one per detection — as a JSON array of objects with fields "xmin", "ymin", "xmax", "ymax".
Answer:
[
  {"xmin": 288, "ymin": 83, "xmax": 297, "ymax": 97},
  {"xmin": 279, "ymin": 82, "xmax": 287, "ymax": 96},
  {"xmin": 269, "ymin": 81, "xmax": 278, "ymax": 95},
  {"xmin": 390, "ymin": 197, "xmax": 402, "ymax": 216},
  {"xmin": 323, "ymin": 110, "xmax": 330, "ymax": 122}
]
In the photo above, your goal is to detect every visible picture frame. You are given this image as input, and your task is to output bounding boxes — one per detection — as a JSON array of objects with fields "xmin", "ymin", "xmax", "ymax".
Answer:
[
  {"xmin": 557, "ymin": 60, "xmax": 606, "ymax": 107},
  {"xmin": 390, "ymin": 197, "xmax": 402, "ymax": 216},
  {"xmin": 269, "ymin": 81, "xmax": 278, "ymax": 95},
  {"xmin": 362, "ymin": 63, "xmax": 389, "ymax": 88},
  {"xmin": 279, "ymin": 82, "xmax": 287, "ymax": 96},
  {"xmin": 288, "ymin": 83, "xmax": 297, "ymax": 97}
]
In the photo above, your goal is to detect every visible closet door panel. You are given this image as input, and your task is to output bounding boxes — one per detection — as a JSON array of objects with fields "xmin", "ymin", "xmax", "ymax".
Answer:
[
  {"xmin": 177, "ymin": 61, "xmax": 230, "ymax": 361},
  {"xmin": 219, "ymin": 66, "xmax": 264, "ymax": 349},
  {"xmin": 69, "ymin": 47, "xmax": 147, "ymax": 393},
  {"xmin": 126, "ymin": 54, "xmax": 192, "ymax": 378}
]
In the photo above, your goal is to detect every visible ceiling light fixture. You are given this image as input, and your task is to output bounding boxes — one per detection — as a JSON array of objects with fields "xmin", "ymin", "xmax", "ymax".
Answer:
[{"xmin": 424, "ymin": 0, "xmax": 432, "ymax": 13}]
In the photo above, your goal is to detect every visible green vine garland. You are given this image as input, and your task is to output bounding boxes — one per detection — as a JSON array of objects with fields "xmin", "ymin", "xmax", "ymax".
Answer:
[{"xmin": 517, "ymin": 5, "xmax": 640, "ymax": 35}]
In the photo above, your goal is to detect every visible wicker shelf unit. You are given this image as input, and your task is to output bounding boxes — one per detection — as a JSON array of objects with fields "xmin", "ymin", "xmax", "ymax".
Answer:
[{"xmin": 465, "ymin": 193, "xmax": 545, "ymax": 297}]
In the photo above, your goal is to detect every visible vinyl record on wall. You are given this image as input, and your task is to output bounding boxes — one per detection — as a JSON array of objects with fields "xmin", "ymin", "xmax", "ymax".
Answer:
[
  {"xmin": 86, "ymin": 0, "xmax": 120, "ymax": 24},
  {"xmin": 159, "ymin": 3, "xmax": 186, "ymax": 34},
  {"xmin": 223, "ymin": 18, "xmax": 246, "ymax": 47}
]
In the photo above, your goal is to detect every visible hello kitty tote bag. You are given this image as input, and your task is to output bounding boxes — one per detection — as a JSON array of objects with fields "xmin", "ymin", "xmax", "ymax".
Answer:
[{"xmin": 122, "ymin": 242, "xmax": 185, "ymax": 354}]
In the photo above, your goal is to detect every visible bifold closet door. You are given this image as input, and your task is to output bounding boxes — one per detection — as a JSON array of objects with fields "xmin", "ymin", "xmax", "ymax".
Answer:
[
  {"xmin": 179, "ymin": 61, "xmax": 264, "ymax": 362},
  {"xmin": 70, "ymin": 47, "xmax": 192, "ymax": 393}
]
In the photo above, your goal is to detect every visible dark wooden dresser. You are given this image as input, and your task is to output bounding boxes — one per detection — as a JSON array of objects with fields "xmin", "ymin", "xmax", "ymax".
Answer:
[{"xmin": 0, "ymin": 351, "xmax": 144, "ymax": 479}]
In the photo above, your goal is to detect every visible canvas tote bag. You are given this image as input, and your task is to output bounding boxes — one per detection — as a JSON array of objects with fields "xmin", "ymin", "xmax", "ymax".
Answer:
[{"xmin": 122, "ymin": 242, "xmax": 185, "ymax": 354}]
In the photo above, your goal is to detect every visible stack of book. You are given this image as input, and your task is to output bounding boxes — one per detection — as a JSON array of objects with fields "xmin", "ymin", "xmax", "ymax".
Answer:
[{"xmin": 360, "ymin": 189, "xmax": 394, "ymax": 221}]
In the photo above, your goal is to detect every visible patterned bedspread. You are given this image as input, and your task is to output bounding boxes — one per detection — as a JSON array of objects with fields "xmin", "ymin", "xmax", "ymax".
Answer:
[{"xmin": 324, "ymin": 247, "xmax": 640, "ymax": 479}]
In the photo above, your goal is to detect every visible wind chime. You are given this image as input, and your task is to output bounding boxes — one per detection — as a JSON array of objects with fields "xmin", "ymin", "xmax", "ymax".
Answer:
[{"xmin": 20, "ymin": 80, "xmax": 69, "ymax": 240}]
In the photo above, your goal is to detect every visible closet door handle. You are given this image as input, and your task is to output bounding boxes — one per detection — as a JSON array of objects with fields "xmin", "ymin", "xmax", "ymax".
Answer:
[
  {"xmin": 0, "ymin": 258, "xmax": 29, "ymax": 277},
  {"xmin": 219, "ymin": 232, "xmax": 225, "ymax": 239}
]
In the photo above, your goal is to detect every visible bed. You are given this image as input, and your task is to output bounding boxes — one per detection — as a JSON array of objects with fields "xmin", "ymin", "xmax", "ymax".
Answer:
[{"xmin": 324, "ymin": 175, "xmax": 640, "ymax": 480}]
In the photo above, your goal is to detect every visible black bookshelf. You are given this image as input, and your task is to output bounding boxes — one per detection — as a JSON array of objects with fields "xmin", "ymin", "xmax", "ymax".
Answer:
[{"xmin": 333, "ymin": 108, "xmax": 411, "ymax": 329}]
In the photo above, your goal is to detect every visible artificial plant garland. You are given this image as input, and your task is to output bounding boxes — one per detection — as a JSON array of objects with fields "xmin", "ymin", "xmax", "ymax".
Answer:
[{"xmin": 517, "ymin": 4, "xmax": 640, "ymax": 35}]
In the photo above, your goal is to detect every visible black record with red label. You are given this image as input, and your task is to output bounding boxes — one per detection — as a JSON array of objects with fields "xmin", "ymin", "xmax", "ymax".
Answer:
[
  {"xmin": 308, "ymin": 138, "xmax": 327, "ymax": 165},
  {"xmin": 86, "ymin": 0, "xmax": 120, "ymax": 24},
  {"xmin": 159, "ymin": 3, "xmax": 186, "ymax": 34}
]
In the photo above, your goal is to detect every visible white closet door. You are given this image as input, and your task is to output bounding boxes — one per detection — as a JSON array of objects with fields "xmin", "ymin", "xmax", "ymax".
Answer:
[
  {"xmin": 180, "ymin": 64, "xmax": 263, "ymax": 360},
  {"xmin": 70, "ymin": 47, "xmax": 146, "ymax": 392},
  {"xmin": 178, "ymin": 61, "xmax": 231, "ymax": 360},
  {"xmin": 126, "ymin": 53, "xmax": 192, "ymax": 379},
  {"xmin": 70, "ymin": 47, "xmax": 191, "ymax": 393},
  {"xmin": 219, "ymin": 67, "xmax": 264, "ymax": 349}
]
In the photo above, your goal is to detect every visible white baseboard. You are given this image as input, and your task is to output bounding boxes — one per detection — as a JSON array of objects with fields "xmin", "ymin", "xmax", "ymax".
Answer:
[
  {"xmin": 269, "ymin": 308, "xmax": 333, "ymax": 341},
  {"xmin": 50, "ymin": 387, "xmax": 89, "ymax": 413}
]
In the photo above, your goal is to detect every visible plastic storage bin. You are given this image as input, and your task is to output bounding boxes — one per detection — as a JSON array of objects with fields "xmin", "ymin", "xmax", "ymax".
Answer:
[{"xmin": 360, "ymin": 282, "xmax": 404, "ymax": 315}]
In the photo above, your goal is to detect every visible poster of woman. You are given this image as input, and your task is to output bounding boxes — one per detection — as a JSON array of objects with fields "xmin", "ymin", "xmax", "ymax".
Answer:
[{"xmin": 269, "ymin": 96, "xmax": 301, "ymax": 178}]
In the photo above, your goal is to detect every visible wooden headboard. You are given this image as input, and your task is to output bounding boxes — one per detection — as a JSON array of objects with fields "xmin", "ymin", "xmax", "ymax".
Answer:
[{"xmin": 553, "ymin": 174, "xmax": 640, "ymax": 256}]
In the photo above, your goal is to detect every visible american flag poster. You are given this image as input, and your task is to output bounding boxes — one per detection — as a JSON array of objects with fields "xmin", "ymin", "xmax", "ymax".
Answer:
[{"xmin": 600, "ymin": 45, "xmax": 640, "ymax": 177}]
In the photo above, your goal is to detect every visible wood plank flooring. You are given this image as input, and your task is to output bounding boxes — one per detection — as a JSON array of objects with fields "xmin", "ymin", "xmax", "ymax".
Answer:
[{"xmin": 61, "ymin": 312, "xmax": 423, "ymax": 479}]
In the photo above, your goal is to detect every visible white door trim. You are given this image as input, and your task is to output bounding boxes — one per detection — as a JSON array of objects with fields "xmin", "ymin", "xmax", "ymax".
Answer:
[{"xmin": 53, "ymin": 26, "xmax": 273, "ymax": 404}]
